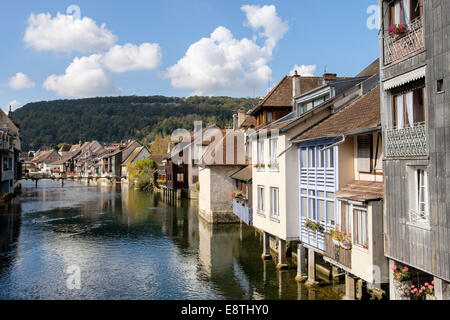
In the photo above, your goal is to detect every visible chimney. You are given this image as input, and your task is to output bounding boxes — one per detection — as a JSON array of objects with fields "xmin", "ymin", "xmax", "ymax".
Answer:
[
  {"xmin": 292, "ymin": 70, "xmax": 301, "ymax": 112},
  {"xmin": 322, "ymin": 73, "xmax": 337, "ymax": 83},
  {"xmin": 237, "ymin": 107, "xmax": 246, "ymax": 128},
  {"xmin": 232, "ymin": 114, "xmax": 238, "ymax": 130}
]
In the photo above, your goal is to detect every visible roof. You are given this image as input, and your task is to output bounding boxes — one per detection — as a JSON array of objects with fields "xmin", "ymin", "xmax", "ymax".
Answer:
[
  {"xmin": 356, "ymin": 58, "xmax": 380, "ymax": 77},
  {"xmin": 240, "ymin": 115, "xmax": 256, "ymax": 128},
  {"xmin": 122, "ymin": 146, "xmax": 148, "ymax": 166},
  {"xmin": 248, "ymin": 76, "xmax": 294, "ymax": 116},
  {"xmin": 0, "ymin": 109, "xmax": 19, "ymax": 136},
  {"xmin": 149, "ymin": 154, "xmax": 165, "ymax": 166},
  {"xmin": 230, "ymin": 165, "xmax": 252, "ymax": 182},
  {"xmin": 31, "ymin": 149, "xmax": 61, "ymax": 163},
  {"xmin": 58, "ymin": 144, "xmax": 72, "ymax": 152},
  {"xmin": 292, "ymin": 85, "xmax": 381, "ymax": 142},
  {"xmin": 102, "ymin": 147, "xmax": 123, "ymax": 158},
  {"xmin": 336, "ymin": 180, "xmax": 384, "ymax": 201}
]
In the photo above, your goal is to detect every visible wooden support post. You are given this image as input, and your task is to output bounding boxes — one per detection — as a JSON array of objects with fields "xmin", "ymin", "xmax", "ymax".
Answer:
[
  {"xmin": 276, "ymin": 239, "xmax": 288, "ymax": 270},
  {"xmin": 261, "ymin": 232, "xmax": 272, "ymax": 260},
  {"xmin": 305, "ymin": 248, "xmax": 318, "ymax": 287},
  {"xmin": 343, "ymin": 273, "xmax": 356, "ymax": 300},
  {"xmin": 295, "ymin": 243, "xmax": 308, "ymax": 282}
]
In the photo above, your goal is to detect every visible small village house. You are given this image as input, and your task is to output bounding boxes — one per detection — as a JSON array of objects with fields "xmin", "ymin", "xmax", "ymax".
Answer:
[
  {"xmin": 291, "ymin": 76, "xmax": 389, "ymax": 299},
  {"xmin": 198, "ymin": 128, "xmax": 247, "ymax": 224}
]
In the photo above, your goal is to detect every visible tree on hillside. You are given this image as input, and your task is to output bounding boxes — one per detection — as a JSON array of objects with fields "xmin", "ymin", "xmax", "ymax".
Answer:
[{"xmin": 149, "ymin": 136, "xmax": 171, "ymax": 155}]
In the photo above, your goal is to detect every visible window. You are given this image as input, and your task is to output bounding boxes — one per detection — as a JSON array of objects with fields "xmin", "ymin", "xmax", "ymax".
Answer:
[
  {"xmin": 267, "ymin": 112, "xmax": 273, "ymax": 123},
  {"xmin": 392, "ymin": 86, "xmax": 425, "ymax": 128},
  {"xmin": 297, "ymin": 94, "xmax": 330, "ymax": 116},
  {"xmin": 257, "ymin": 138, "xmax": 264, "ymax": 166},
  {"xmin": 309, "ymin": 147, "xmax": 315, "ymax": 167},
  {"xmin": 437, "ymin": 79, "xmax": 444, "ymax": 93},
  {"xmin": 357, "ymin": 135, "xmax": 373, "ymax": 173},
  {"xmin": 270, "ymin": 187, "xmax": 279, "ymax": 219},
  {"xmin": 177, "ymin": 173, "xmax": 184, "ymax": 182},
  {"xmin": 341, "ymin": 202, "xmax": 351, "ymax": 233},
  {"xmin": 354, "ymin": 207, "xmax": 368, "ymax": 248},
  {"xmin": 407, "ymin": 166, "xmax": 429, "ymax": 225},
  {"xmin": 258, "ymin": 186, "xmax": 265, "ymax": 213},
  {"xmin": 269, "ymin": 137, "xmax": 278, "ymax": 168},
  {"xmin": 389, "ymin": 0, "xmax": 422, "ymax": 25}
]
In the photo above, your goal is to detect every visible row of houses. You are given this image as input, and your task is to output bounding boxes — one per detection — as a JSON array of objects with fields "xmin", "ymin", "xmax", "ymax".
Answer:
[
  {"xmin": 0, "ymin": 108, "xmax": 21, "ymax": 199},
  {"xmin": 163, "ymin": 0, "xmax": 449, "ymax": 300},
  {"xmin": 26, "ymin": 139, "xmax": 155, "ymax": 181}
]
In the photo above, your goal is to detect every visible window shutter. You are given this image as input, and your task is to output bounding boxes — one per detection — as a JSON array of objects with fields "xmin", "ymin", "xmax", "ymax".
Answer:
[{"xmin": 357, "ymin": 135, "xmax": 372, "ymax": 172}]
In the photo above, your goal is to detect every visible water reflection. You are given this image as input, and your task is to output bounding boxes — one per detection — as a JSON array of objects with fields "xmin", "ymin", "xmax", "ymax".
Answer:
[{"xmin": 0, "ymin": 180, "xmax": 343, "ymax": 300}]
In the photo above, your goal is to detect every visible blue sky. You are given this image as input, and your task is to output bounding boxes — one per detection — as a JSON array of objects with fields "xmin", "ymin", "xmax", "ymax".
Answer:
[{"xmin": 0, "ymin": 0, "xmax": 380, "ymax": 112}]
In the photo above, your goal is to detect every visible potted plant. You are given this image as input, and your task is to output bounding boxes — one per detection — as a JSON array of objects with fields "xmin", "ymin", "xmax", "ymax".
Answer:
[
  {"xmin": 388, "ymin": 23, "xmax": 408, "ymax": 38},
  {"xmin": 305, "ymin": 219, "xmax": 322, "ymax": 233},
  {"xmin": 392, "ymin": 265, "xmax": 412, "ymax": 300}
]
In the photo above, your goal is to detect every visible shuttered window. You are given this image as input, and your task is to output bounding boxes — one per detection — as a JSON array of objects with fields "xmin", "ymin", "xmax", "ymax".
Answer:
[{"xmin": 357, "ymin": 135, "xmax": 372, "ymax": 173}]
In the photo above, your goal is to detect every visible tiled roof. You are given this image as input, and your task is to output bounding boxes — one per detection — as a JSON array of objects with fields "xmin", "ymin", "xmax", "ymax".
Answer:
[
  {"xmin": 292, "ymin": 85, "xmax": 380, "ymax": 142},
  {"xmin": 122, "ymin": 146, "xmax": 147, "ymax": 166},
  {"xmin": 149, "ymin": 155, "xmax": 165, "ymax": 166},
  {"xmin": 248, "ymin": 76, "xmax": 294, "ymax": 116},
  {"xmin": 240, "ymin": 115, "xmax": 256, "ymax": 128},
  {"xmin": 356, "ymin": 58, "xmax": 380, "ymax": 77},
  {"xmin": 336, "ymin": 180, "xmax": 384, "ymax": 201}
]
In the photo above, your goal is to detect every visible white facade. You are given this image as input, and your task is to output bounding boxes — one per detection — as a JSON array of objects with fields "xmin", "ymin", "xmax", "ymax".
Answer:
[{"xmin": 251, "ymin": 131, "xmax": 300, "ymax": 241}]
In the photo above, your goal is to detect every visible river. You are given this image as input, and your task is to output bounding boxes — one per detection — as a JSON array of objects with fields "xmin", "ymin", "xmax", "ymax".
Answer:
[{"xmin": 0, "ymin": 179, "xmax": 344, "ymax": 300}]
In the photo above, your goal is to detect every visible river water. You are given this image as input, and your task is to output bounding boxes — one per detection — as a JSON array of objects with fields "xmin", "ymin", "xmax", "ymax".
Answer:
[{"xmin": 0, "ymin": 180, "xmax": 344, "ymax": 300}]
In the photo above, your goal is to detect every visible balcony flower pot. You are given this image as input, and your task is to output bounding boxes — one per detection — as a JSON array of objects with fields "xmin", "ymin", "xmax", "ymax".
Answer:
[{"xmin": 332, "ymin": 239, "xmax": 340, "ymax": 246}]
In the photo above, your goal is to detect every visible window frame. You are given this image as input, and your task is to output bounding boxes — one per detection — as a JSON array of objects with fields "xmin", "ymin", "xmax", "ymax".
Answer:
[
  {"xmin": 270, "ymin": 187, "xmax": 279, "ymax": 220},
  {"xmin": 353, "ymin": 206, "xmax": 368, "ymax": 248},
  {"xmin": 257, "ymin": 185, "xmax": 265, "ymax": 215}
]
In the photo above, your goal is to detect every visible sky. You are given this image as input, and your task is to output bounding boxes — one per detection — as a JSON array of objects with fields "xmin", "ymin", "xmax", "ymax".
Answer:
[{"xmin": 0, "ymin": 0, "xmax": 380, "ymax": 112}]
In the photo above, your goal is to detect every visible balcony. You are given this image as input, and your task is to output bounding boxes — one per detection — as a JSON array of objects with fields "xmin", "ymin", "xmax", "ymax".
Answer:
[
  {"xmin": 384, "ymin": 18, "xmax": 424, "ymax": 65},
  {"xmin": 324, "ymin": 233, "xmax": 352, "ymax": 269},
  {"xmin": 300, "ymin": 217, "xmax": 333, "ymax": 251},
  {"xmin": 232, "ymin": 198, "xmax": 253, "ymax": 225},
  {"xmin": 384, "ymin": 122, "xmax": 428, "ymax": 157}
]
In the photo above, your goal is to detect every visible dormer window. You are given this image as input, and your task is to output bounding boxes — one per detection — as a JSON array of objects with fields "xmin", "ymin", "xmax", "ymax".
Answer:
[{"xmin": 296, "ymin": 94, "xmax": 329, "ymax": 116}]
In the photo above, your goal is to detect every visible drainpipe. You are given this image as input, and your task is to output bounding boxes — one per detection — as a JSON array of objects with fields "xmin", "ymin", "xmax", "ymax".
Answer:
[{"xmin": 319, "ymin": 134, "xmax": 346, "ymax": 152}]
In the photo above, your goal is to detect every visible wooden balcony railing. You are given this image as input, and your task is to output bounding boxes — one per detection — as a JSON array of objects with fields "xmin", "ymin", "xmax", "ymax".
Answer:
[
  {"xmin": 384, "ymin": 122, "xmax": 428, "ymax": 157},
  {"xmin": 233, "ymin": 198, "xmax": 253, "ymax": 226},
  {"xmin": 384, "ymin": 18, "xmax": 424, "ymax": 65},
  {"xmin": 324, "ymin": 233, "xmax": 352, "ymax": 269}
]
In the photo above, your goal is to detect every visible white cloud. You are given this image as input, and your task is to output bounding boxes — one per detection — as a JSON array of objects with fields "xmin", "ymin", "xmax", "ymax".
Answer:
[
  {"xmin": 43, "ymin": 41, "xmax": 162, "ymax": 97},
  {"xmin": 8, "ymin": 72, "xmax": 35, "ymax": 89},
  {"xmin": 165, "ymin": 5, "xmax": 288, "ymax": 95},
  {"xmin": 43, "ymin": 54, "xmax": 119, "ymax": 97},
  {"xmin": 103, "ymin": 43, "xmax": 162, "ymax": 73},
  {"xmin": 290, "ymin": 64, "xmax": 317, "ymax": 77},
  {"xmin": 241, "ymin": 4, "xmax": 288, "ymax": 52},
  {"xmin": 24, "ymin": 13, "xmax": 117, "ymax": 53}
]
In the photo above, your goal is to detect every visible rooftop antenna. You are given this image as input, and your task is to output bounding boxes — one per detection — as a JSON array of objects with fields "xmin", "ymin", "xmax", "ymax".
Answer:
[{"xmin": 324, "ymin": 65, "xmax": 327, "ymax": 74}]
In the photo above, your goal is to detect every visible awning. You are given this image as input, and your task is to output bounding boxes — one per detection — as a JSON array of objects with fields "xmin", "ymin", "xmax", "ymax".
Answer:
[
  {"xmin": 383, "ymin": 66, "xmax": 426, "ymax": 91},
  {"xmin": 230, "ymin": 165, "xmax": 252, "ymax": 182}
]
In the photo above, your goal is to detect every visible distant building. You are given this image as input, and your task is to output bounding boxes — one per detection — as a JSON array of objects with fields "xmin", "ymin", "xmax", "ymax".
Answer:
[{"xmin": 0, "ymin": 108, "xmax": 21, "ymax": 196}]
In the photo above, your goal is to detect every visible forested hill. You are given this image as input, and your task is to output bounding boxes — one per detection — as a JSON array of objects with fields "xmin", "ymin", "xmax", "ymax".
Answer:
[{"xmin": 11, "ymin": 95, "xmax": 259, "ymax": 151}]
